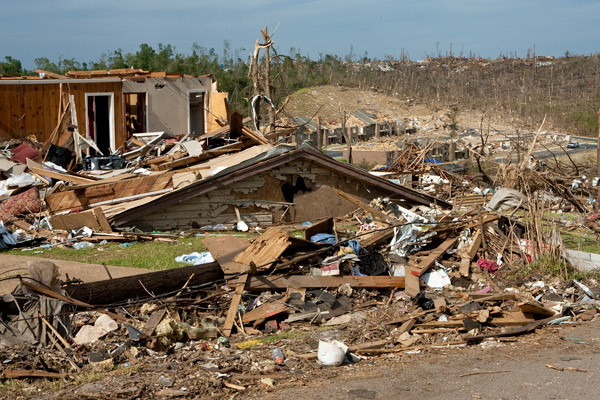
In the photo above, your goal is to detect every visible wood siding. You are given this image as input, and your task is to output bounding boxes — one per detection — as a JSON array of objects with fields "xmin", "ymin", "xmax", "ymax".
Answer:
[
  {"xmin": 0, "ymin": 81, "xmax": 125, "ymax": 146},
  {"xmin": 129, "ymin": 159, "xmax": 391, "ymax": 231}
]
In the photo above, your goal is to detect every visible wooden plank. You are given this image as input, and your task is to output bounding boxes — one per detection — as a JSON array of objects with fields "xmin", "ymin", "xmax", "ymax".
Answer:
[
  {"xmin": 11, "ymin": 219, "xmax": 33, "ymax": 231},
  {"xmin": 412, "ymin": 237, "xmax": 459, "ymax": 276},
  {"xmin": 222, "ymin": 274, "xmax": 248, "ymax": 337},
  {"xmin": 2, "ymin": 370, "xmax": 65, "ymax": 379},
  {"xmin": 397, "ymin": 318, "xmax": 416, "ymax": 335},
  {"xmin": 247, "ymin": 275, "xmax": 405, "ymax": 290},
  {"xmin": 233, "ymin": 228, "xmax": 294, "ymax": 269},
  {"xmin": 466, "ymin": 293, "xmax": 520, "ymax": 301},
  {"xmin": 206, "ymin": 92, "xmax": 228, "ymax": 133},
  {"xmin": 155, "ymin": 142, "xmax": 246, "ymax": 171},
  {"xmin": 242, "ymin": 300, "xmax": 288, "ymax": 323},
  {"xmin": 144, "ymin": 308, "xmax": 167, "ymax": 336},
  {"xmin": 463, "ymin": 229, "xmax": 482, "ymax": 259},
  {"xmin": 358, "ymin": 228, "xmax": 394, "ymax": 248},
  {"xmin": 50, "ymin": 206, "xmax": 112, "ymax": 233},
  {"xmin": 203, "ymin": 236, "xmax": 251, "ymax": 275},
  {"xmin": 414, "ymin": 318, "xmax": 535, "ymax": 329},
  {"xmin": 459, "ymin": 258, "xmax": 471, "ymax": 277},
  {"xmin": 404, "ymin": 269, "xmax": 421, "ymax": 298},
  {"xmin": 304, "ymin": 217, "xmax": 334, "ymax": 240},
  {"xmin": 241, "ymin": 126, "xmax": 269, "ymax": 145},
  {"xmin": 406, "ymin": 237, "xmax": 458, "ymax": 297},
  {"xmin": 464, "ymin": 314, "xmax": 560, "ymax": 342},
  {"xmin": 92, "ymin": 207, "xmax": 113, "ymax": 233},
  {"xmin": 46, "ymin": 172, "xmax": 174, "ymax": 212},
  {"xmin": 63, "ymin": 262, "xmax": 223, "ymax": 306}
]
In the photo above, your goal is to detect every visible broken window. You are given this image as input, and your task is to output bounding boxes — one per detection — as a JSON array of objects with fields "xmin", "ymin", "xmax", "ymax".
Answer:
[{"xmin": 281, "ymin": 175, "xmax": 311, "ymax": 203}]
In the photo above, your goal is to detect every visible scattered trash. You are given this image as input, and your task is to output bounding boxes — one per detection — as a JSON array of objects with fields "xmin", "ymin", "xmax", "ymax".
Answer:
[
  {"xmin": 73, "ymin": 241, "xmax": 94, "ymax": 250},
  {"xmin": 175, "ymin": 252, "xmax": 215, "ymax": 265},
  {"xmin": 317, "ymin": 340, "xmax": 348, "ymax": 366}
]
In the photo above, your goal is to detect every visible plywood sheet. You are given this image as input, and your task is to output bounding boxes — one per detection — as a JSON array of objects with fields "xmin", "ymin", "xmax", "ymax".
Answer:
[
  {"xmin": 206, "ymin": 92, "xmax": 228, "ymax": 133},
  {"xmin": 233, "ymin": 228, "xmax": 291, "ymax": 269},
  {"xmin": 203, "ymin": 235, "xmax": 251, "ymax": 275},
  {"xmin": 247, "ymin": 275, "xmax": 405, "ymax": 290},
  {"xmin": 50, "ymin": 207, "xmax": 113, "ymax": 233}
]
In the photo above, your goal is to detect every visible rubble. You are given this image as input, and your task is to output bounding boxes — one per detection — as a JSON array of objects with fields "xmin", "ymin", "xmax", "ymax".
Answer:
[{"xmin": 1, "ymin": 70, "xmax": 600, "ymax": 398}]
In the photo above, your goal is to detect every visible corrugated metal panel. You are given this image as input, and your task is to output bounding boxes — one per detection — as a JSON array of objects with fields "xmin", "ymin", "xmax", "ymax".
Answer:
[
  {"xmin": 293, "ymin": 116, "xmax": 318, "ymax": 131},
  {"xmin": 350, "ymin": 109, "xmax": 378, "ymax": 125}
]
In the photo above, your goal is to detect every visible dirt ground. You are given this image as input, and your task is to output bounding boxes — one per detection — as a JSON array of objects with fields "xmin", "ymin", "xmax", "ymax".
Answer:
[
  {"xmin": 0, "ymin": 254, "xmax": 598, "ymax": 399},
  {"xmin": 8, "ymin": 317, "xmax": 594, "ymax": 400},
  {"xmin": 0, "ymin": 254, "xmax": 148, "ymax": 294},
  {"xmin": 259, "ymin": 320, "xmax": 599, "ymax": 400}
]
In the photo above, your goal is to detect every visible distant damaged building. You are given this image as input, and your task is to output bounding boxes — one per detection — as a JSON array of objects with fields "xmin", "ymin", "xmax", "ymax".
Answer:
[{"xmin": 0, "ymin": 69, "xmax": 228, "ymax": 154}]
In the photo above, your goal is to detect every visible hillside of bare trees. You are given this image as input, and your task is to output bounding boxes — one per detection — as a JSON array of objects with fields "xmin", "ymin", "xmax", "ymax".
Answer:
[
  {"xmin": 2, "ymin": 47, "xmax": 599, "ymax": 136},
  {"xmin": 300, "ymin": 55, "xmax": 600, "ymax": 136}
]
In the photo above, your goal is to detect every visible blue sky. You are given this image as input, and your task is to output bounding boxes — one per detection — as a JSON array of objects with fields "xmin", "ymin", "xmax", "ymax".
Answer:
[{"xmin": 2, "ymin": 0, "xmax": 599, "ymax": 69}]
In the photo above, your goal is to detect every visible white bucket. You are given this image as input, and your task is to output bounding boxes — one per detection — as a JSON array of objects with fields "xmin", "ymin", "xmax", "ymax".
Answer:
[{"xmin": 317, "ymin": 340, "xmax": 348, "ymax": 366}]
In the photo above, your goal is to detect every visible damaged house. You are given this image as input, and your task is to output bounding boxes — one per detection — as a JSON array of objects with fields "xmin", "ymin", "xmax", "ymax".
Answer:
[
  {"xmin": 0, "ymin": 69, "xmax": 228, "ymax": 154},
  {"xmin": 109, "ymin": 143, "xmax": 448, "ymax": 231}
]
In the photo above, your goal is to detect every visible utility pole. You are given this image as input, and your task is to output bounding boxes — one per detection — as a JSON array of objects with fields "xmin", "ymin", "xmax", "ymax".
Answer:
[
  {"xmin": 342, "ymin": 110, "xmax": 352, "ymax": 164},
  {"xmin": 316, "ymin": 114, "xmax": 322, "ymax": 150}
]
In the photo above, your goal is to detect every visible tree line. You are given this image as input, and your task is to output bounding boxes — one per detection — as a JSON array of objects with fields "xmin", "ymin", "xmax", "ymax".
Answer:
[{"xmin": 1, "ymin": 44, "xmax": 599, "ymax": 136}]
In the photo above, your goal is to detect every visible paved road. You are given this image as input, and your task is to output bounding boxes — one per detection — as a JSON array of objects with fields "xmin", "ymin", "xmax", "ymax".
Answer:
[{"xmin": 261, "ymin": 319, "xmax": 600, "ymax": 400}]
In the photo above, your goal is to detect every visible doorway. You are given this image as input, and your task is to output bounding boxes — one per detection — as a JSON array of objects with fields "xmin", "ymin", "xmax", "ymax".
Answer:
[
  {"xmin": 125, "ymin": 93, "xmax": 147, "ymax": 136},
  {"xmin": 188, "ymin": 91, "xmax": 205, "ymax": 135},
  {"xmin": 85, "ymin": 93, "xmax": 115, "ymax": 155}
]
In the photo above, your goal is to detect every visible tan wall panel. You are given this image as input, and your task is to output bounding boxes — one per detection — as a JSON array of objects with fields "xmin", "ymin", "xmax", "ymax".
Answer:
[{"xmin": 123, "ymin": 77, "xmax": 212, "ymax": 136}]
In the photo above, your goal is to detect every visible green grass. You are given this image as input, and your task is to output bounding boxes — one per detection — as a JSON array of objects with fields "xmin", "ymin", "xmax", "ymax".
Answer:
[
  {"xmin": 292, "ymin": 87, "xmax": 312, "ymax": 96},
  {"xmin": 562, "ymin": 231, "xmax": 600, "ymax": 254},
  {"xmin": 4, "ymin": 235, "xmax": 213, "ymax": 270},
  {"xmin": 236, "ymin": 330, "xmax": 306, "ymax": 349}
]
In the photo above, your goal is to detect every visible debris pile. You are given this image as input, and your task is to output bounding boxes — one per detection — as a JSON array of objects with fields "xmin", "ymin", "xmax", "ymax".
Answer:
[{"xmin": 1, "ymin": 71, "xmax": 600, "ymax": 398}]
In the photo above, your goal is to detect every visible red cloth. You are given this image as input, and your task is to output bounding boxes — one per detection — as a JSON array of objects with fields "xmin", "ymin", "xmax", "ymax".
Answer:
[
  {"xmin": 11, "ymin": 143, "xmax": 40, "ymax": 164},
  {"xmin": 0, "ymin": 188, "xmax": 41, "ymax": 222},
  {"xmin": 477, "ymin": 258, "xmax": 499, "ymax": 273}
]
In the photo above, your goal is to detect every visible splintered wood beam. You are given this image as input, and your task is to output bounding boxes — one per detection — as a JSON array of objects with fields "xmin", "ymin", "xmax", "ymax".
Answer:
[
  {"xmin": 64, "ymin": 262, "xmax": 223, "ymax": 305},
  {"xmin": 412, "ymin": 237, "xmax": 459, "ymax": 276},
  {"xmin": 459, "ymin": 229, "xmax": 482, "ymax": 276},
  {"xmin": 33, "ymin": 68, "xmax": 66, "ymax": 79},
  {"xmin": 247, "ymin": 275, "xmax": 405, "ymax": 290},
  {"xmin": 241, "ymin": 126, "xmax": 269, "ymax": 145},
  {"xmin": 405, "ymin": 237, "xmax": 458, "ymax": 298},
  {"xmin": 464, "ymin": 314, "xmax": 560, "ymax": 342},
  {"xmin": 222, "ymin": 274, "xmax": 248, "ymax": 337}
]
